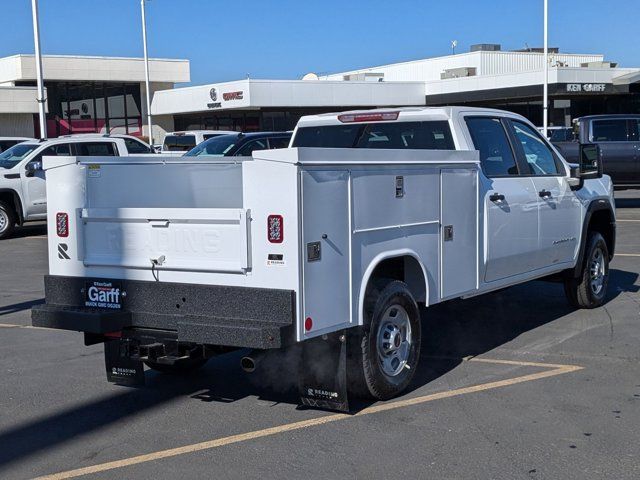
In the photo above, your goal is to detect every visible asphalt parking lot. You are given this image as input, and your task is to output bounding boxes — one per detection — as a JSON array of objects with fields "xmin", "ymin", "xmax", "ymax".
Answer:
[{"xmin": 1, "ymin": 191, "xmax": 639, "ymax": 480}]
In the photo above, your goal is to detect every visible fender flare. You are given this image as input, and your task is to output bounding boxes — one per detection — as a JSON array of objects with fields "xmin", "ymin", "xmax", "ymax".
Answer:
[
  {"xmin": 572, "ymin": 198, "xmax": 616, "ymax": 277},
  {"xmin": 0, "ymin": 188, "xmax": 24, "ymax": 225},
  {"xmin": 357, "ymin": 249, "xmax": 430, "ymax": 326}
]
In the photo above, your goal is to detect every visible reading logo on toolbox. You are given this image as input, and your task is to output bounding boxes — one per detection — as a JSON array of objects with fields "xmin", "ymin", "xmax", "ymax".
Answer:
[{"xmin": 85, "ymin": 281, "xmax": 123, "ymax": 309}]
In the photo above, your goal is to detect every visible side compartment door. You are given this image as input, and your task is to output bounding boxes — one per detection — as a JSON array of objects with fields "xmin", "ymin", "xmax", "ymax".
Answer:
[
  {"xmin": 301, "ymin": 169, "xmax": 351, "ymax": 336},
  {"xmin": 508, "ymin": 120, "xmax": 582, "ymax": 267},
  {"xmin": 464, "ymin": 116, "xmax": 540, "ymax": 283},
  {"xmin": 441, "ymin": 168, "xmax": 478, "ymax": 297}
]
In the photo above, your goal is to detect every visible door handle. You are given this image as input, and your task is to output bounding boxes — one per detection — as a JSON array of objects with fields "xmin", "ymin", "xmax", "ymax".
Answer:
[
  {"xmin": 489, "ymin": 193, "xmax": 505, "ymax": 202},
  {"xmin": 538, "ymin": 189, "xmax": 552, "ymax": 199}
]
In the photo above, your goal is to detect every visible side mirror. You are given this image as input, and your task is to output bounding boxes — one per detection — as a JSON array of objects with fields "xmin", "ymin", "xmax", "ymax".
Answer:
[
  {"xmin": 25, "ymin": 160, "xmax": 42, "ymax": 177},
  {"xmin": 579, "ymin": 143, "xmax": 603, "ymax": 179}
]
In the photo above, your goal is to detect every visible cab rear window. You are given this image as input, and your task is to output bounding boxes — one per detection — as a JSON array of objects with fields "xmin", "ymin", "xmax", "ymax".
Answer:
[{"xmin": 292, "ymin": 121, "xmax": 455, "ymax": 150}]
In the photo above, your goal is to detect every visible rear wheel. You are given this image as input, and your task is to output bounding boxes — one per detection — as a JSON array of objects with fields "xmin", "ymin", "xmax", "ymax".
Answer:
[
  {"xmin": 0, "ymin": 201, "xmax": 16, "ymax": 240},
  {"xmin": 145, "ymin": 357, "xmax": 208, "ymax": 374},
  {"xmin": 349, "ymin": 280, "xmax": 421, "ymax": 400},
  {"xmin": 564, "ymin": 231, "xmax": 610, "ymax": 309}
]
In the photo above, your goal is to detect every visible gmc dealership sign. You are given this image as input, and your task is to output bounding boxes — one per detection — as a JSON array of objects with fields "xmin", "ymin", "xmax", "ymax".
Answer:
[
  {"xmin": 223, "ymin": 91, "xmax": 244, "ymax": 101},
  {"xmin": 207, "ymin": 89, "xmax": 245, "ymax": 109}
]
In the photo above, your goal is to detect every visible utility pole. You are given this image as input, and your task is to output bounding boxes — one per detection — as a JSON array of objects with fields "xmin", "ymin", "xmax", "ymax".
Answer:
[
  {"xmin": 31, "ymin": 0, "xmax": 47, "ymax": 139},
  {"xmin": 141, "ymin": 0, "xmax": 153, "ymax": 145},
  {"xmin": 543, "ymin": 0, "xmax": 549, "ymax": 137}
]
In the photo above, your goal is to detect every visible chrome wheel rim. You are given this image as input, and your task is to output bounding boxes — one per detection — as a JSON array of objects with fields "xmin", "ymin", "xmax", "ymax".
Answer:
[
  {"xmin": 377, "ymin": 304, "xmax": 412, "ymax": 377},
  {"xmin": 589, "ymin": 247, "xmax": 606, "ymax": 296},
  {"xmin": 0, "ymin": 210, "xmax": 7, "ymax": 233}
]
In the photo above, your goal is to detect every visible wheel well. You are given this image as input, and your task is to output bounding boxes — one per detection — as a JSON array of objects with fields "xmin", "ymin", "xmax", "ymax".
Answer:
[
  {"xmin": 364, "ymin": 255, "xmax": 427, "ymax": 305},
  {"xmin": 588, "ymin": 209, "xmax": 615, "ymax": 257},
  {"xmin": 0, "ymin": 190, "xmax": 21, "ymax": 224}
]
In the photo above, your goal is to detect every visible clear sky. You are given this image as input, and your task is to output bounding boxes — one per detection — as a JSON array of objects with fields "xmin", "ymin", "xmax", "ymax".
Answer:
[{"xmin": 1, "ymin": 0, "xmax": 638, "ymax": 86}]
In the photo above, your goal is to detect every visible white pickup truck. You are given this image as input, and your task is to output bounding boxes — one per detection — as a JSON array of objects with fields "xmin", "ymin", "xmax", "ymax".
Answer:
[
  {"xmin": 32, "ymin": 107, "xmax": 615, "ymax": 411},
  {"xmin": 0, "ymin": 136, "xmax": 140, "ymax": 239}
]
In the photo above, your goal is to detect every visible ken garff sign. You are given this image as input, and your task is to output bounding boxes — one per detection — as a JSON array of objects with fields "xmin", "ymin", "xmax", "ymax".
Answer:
[{"xmin": 567, "ymin": 83, "xmax": 607, "ymax": 93}]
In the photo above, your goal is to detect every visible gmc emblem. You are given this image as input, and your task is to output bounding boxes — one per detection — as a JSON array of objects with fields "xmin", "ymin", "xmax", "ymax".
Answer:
[{"xmin": 223, "ymin": 91, "xmax": 244, "ymax": 101}]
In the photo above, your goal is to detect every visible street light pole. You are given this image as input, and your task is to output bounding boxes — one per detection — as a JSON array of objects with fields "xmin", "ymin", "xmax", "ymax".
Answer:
[
  {"xmin": 141, "ymin": 0, "xmax": 153, "ymax": 145},
  {"xmin": 31, "ymin": 0, "xmax": 47, "ymax": 139},
  {"xmin": 543, "ymin": 0, "xmax": 549, "ymax": 137}
]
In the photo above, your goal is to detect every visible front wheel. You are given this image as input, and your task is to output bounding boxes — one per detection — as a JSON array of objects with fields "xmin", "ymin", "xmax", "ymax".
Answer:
[
  {"xmin": 564, "ymin": 231, "xmax": 610, "ymax": 309},
  {"xmin": 349, "ymin": 280, "xmax": 421, "ymax": 400}
]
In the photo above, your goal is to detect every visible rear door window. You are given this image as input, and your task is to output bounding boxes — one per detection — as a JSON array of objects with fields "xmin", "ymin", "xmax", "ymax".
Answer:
[
  {"xmin": 465, "ymin": 117, "xmax": 519, "ymax": 177},
  {"xmin": 591, "ymin": 119, "xmax": 629, "ymax": 142},
  {"xmin": 74, "ymin": 142, "xmax": 118, "ymax": 156},
  {"xmin": 292, "ymin": 121, "xmax": 455, "ymax": 150}
]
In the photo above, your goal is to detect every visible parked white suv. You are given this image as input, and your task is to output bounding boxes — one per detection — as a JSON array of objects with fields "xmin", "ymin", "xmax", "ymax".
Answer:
[{"xmin": 0, "ymin": 136, "xmax": 132, "ymax": 239}]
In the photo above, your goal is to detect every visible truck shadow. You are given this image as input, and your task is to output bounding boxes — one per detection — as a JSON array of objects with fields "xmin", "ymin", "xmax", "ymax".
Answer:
[
  {"xmin": 9, "ymin": 222, "xmax": 47, "ymax": 239},
  {"xmin": 409, "ymin": 267, "xmax": 638, "ymax": 395},
  {"xmin": 0, "ymin": 269, "xmax": 636, "ymax": 472}
]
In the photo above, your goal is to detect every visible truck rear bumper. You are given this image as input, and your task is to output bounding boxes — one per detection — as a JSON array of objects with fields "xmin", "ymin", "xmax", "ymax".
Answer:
[{"xmin": 32, "ymin": 275, "xmax": 296, "ymax": 349}]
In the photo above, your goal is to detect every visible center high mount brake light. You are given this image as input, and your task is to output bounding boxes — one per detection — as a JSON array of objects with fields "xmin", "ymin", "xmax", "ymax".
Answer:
[{"xmin": 337, "ymin": 112, "xmax": 400, "ymax": 123}]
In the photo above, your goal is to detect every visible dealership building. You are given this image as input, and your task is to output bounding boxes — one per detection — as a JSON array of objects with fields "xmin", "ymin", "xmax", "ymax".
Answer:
[
  {"xmin": 0, "ymin": 54, "xmax": 189, "ymax": 139},
  {"xmin": 151, "ymin": 44, "xmax": 640, "ymax": 135},
  {"xmin": 1, "ymin": 44, "xmax": 639, "ymax": 140}
]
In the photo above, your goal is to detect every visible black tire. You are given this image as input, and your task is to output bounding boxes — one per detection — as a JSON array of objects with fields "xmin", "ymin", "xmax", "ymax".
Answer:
[
  {"xmin": 0, "ymin": 201, "xmax": 16, "ymax": 240},
  {"xmin": 145, "ymin": 357, "xmax": 208, "ymax": 374},
  {"xmin": 348, "ymin": 279, "xmax": 421, "ymax": 401},
  {"xmin": 564, "ymin": 231, "xmax": 610, "ymax": 309}
]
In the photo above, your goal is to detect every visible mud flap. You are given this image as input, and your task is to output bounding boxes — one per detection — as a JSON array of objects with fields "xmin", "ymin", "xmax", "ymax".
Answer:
[
  {"xmin": 104, "ymin": 339, "xmax": 145, "ymax": 386},
  {"xmin": 298, "ymin": 331, "xmax": 350, "ymax": 412}
]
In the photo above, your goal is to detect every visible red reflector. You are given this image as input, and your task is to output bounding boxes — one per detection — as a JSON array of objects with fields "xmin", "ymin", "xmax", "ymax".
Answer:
[
  {"xmin": 267, "ymin": 214, "xmax": 283, "ymax": 243},
  {"xmin": 56, "ymin": 212, "xmax": 69, "ymax": 237},
  {"xmin": 304, "ymin": 317, "xmax": 313, "ymax": 331},
  {"xmin": 337, "ymin": 111, "xmax": 399, "ymax": 123}
]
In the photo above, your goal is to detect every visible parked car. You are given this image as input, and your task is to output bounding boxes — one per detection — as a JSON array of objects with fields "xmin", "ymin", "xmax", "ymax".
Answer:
[
  {"xmin": 0, "ymin": 136, "xmax": 133, "ymax": 239},
  {"xmin": 183, "ymin": 131, "xmax": 293, "ymax": 157},
  {"xmin": 552, "ymin": 115, "xmax": 640, "ymax": 189},
  {"xmin": 0, "ymin": 137, "xmax": 34, "ymax": 153},
  {"xmin": 33, "ymin": 107, "xmax": 614, "ymax": 411},
  {"xmin": 161, "ymin": 130, "xmax": 237, "ymax": 153}
]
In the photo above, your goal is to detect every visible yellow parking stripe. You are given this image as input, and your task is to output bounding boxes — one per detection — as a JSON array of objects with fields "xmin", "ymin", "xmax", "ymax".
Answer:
[{"xmin": 33, "ymin": 358, "xmax": 582, "ymax": 480}]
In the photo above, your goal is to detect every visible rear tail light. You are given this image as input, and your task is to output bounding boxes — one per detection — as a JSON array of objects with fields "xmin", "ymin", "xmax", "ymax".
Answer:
[
  {"xmin": 267, "ymin": 215, "xmax": 284, "ymax": 243},
  {"xmin": 337, "ymin": 111, "xmax": 399, "ymax": 123},
  {"xmin": 56, "ymin": 212, "xmax": 69, "ymax": 237}
]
